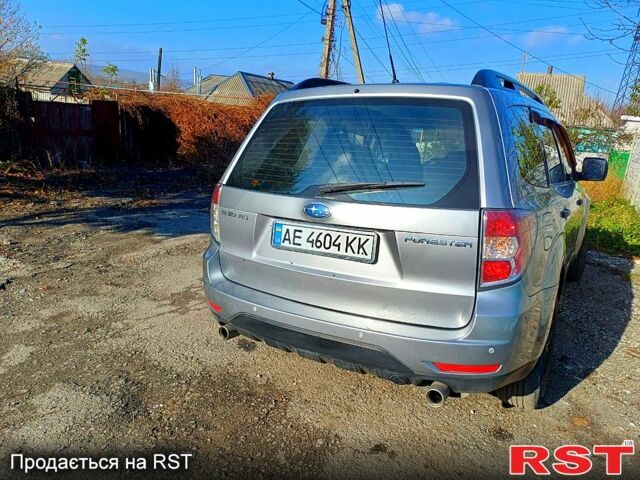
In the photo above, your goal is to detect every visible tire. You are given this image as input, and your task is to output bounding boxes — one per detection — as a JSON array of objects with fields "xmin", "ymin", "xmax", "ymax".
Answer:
[
  {"xmin": 497, "ymin": 292, "xmax": 559, "ymax": 410},
  {"xmin": 567, "ymin": 238, "xmax": 587, "ymax": 282}
]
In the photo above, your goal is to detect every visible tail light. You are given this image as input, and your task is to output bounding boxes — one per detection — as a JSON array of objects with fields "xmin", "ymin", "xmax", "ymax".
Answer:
[
  {"xmin": 480, "ymin": 209, "xmax": 535, "ymax": 287},
  {"xmin": 211, "ymin": 183, "xmax": 222, "ymax": 243}
]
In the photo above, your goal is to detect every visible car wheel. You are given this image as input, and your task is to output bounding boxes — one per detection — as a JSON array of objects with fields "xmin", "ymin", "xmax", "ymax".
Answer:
[
  {"xmin": 567, "ymin": 238, "xmax": 587, "ymax": 282},
  {"xmin": 497, "ymin": 292, "xmax": 559, "ymax": 410}
]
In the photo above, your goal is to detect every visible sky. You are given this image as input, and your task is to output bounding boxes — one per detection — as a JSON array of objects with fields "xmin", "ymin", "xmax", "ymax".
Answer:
[{"xmin": 19, "ymin": 0, "xmax": 639, "ymax": 104}]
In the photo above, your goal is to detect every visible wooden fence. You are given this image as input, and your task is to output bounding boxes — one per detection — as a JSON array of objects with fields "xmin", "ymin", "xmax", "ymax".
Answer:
[{"xmin": 24, "ymin": 98, "xmax": 120, "ymax": 167}]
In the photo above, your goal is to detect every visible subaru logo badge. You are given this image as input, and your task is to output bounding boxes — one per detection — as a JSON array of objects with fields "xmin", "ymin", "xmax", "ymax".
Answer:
[{"xmin": 303, "ymin": 202, "xmax": 331, "ymax": 219}]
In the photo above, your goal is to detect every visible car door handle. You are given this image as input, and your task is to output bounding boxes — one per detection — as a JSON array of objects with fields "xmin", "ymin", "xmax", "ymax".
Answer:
[
  {"xmin": 576, "ymin": 198, "xmax": 584, "ymax": 206},
  {"xmin": 561, "ymin": 208, "xmax": 570, "ymax": 219}
]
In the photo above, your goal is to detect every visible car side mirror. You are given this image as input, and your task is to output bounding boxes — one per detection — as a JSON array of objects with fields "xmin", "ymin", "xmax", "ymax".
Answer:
[{"xmin": 579, "ymin": 157, "xmax": 608, "ymax": 181}]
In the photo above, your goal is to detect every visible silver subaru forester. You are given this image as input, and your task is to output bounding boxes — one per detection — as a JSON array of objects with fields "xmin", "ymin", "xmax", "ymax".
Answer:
[{"xmin": 203, "ymin": 70, "xmax": 608, "ymax": 409}]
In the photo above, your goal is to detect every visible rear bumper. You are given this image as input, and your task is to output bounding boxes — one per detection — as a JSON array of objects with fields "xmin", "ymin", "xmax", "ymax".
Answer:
[{"xmin": 203, "ymin": 241, "xmax": 557, "ymax": 393}]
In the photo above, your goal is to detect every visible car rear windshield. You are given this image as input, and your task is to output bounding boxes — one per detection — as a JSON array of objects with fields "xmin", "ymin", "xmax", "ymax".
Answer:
[{"xmin": 226, "ymin": 97, "xmax": 479, "ymax": 208}]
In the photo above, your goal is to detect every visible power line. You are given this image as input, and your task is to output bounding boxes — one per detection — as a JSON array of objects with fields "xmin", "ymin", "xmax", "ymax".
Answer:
[
  {"xmin": 50, "ymin": 45, "xmax": 619, "ymax": 67},
  {"xmin": 353, "ymin": 23, "xmax": 393, "ymax": 77},
  {"xmin": 46, "ymin": 41, "xmax": 322, "ymax": 55},
  {"xmin": 339, "ymin": 42, "xmax": 377, "ymax": 82},
  {"xmin": 41, "ymin": 18, "xmax": 602, "ymax": 41},
  {"xmin": 378, "ymin": 0, "xmax": 399, "ymax": 83},
  {"xmin": 334, "ymin": 18, "xmax": 346, "ymax": 80},
  {"xmin": 354, "ymin": 1, "xmax": 423, "ymax": 81},
  {"xmin": 40, "ymin": 11, "xmax": 314, "ymax": 28},
  {"xmin": 377, "ymin": 29, "xmax": 594, "ymax": 48},
  {"xmin": 202, "ymin": 12, "xmax": 311, "ymax": 71},
  {"xmin": 277, "ymin": 49, "xmax": 624, "ymax": 82},
  {"xmin": 292, "ymin": 49, "xmax": 623, "ymax": 78},
  {"xmin": 41, "ymin": 0, "xmax": 604, "ymax": 29},
  {"xmin": 37, "ymin": 3, "xmax": 624, "ymax": 93},
  {"xmin": 438, "ymin": 0, "xmax": 618, "ymax": 95},
  {"xmin": 43, "ymin": 17, "xmax": 611, "ymax": 58},
  {"xmin": 40, "ymin": 8, "xmax": 618, "ymax": 39},
  {"xmin": 51, "ymin": 3, "xmax": 590, "ymax": 38},
  {"xmin": 349, "ymin": 3, "xmax": 632, "ymax": 36},
  {"xmin": 344, "ymin": 2, "xmax": 391, "ymax": 75},
  {"xmin": 393, "ymin": 3, "xmax": 446, "ymax": 81},
  {"xmin": 487, "ymin": 0, "xmax": 597, "ymax": 10},
  {"xmin": 377, "ymin": 16, "xmax": 615, "ymax": 36},
  {"xmin": 23, "ymin": 50, "xmax": 622, "ymax": 91},
  {"xmin": 296, "ymin": 0, "xmax": 324, "ymax": 15},
  {"xmin": 27, "ymin": 0, "xmax": 480, "ymax": 29},
  {"xmin": 41, "ymin": 19, "xmax": 318, "ymax": 36},
  {"xmin": 378, "ymin": 1, "xmax": 427, "ymax": 81}
]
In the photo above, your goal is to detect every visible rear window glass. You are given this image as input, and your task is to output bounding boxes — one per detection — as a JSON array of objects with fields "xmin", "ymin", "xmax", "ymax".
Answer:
[{"xmin": 226, "ymin": 97, "xmax": 478, "ymax": 208}]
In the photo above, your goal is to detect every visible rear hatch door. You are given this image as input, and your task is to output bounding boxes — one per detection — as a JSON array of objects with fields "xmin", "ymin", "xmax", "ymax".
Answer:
[{"xmin": 218, "ymin": 96, "xmax": 480, "ymax": 329}]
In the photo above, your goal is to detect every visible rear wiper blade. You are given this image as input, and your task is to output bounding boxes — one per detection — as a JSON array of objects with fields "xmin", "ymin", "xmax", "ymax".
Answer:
[{"xmin": 318, "ymin": 181, "xmax": 425, "ymax": 195}]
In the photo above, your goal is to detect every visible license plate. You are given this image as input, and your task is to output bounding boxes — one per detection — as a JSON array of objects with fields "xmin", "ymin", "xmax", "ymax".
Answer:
[{"xmin": 271, "ymin": 221, "xmax": 377, "ymax": 263}]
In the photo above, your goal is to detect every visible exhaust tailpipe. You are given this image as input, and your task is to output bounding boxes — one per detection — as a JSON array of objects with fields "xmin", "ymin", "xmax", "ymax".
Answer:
[
  {"xmin": 218, "ymin": 325, "xmax": 238, "ymax": 341},
  {"xmin": 425, "ymin": 382, "xmax": 450, "ymax": 408}
]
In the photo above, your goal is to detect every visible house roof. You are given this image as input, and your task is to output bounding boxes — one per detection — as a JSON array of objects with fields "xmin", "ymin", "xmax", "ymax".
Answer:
[
  {"xmin": 205, "ymin": 71, "xmax": 293, "ymax": 105},
  {"xmin": 185, "ymin": 73, "xmax": 228, "ymax": 95},
  {"xmin": 516, "ymin": 71, "xmax": 612, "ymax": 128},
  {"xmin": 239, "ymin": 71, "xmax": 293, "ymax": 96},
  {"xmin": 19, "ymin": 61, "xmax": 90, "ymax": 89},
  {"xmin": 517, "ymin": 72, "xmax": 587, "ymax": 112}
]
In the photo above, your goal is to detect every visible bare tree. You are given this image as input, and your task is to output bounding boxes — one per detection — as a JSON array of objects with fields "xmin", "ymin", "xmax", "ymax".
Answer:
[
  {"xmin": 583, "ymin": 1, "xmax": 639, "ymax": 52},
  {"xmin": 162, "ymin": 64, "xmax": 183, "ymax": 92},
  {"xmin": 0, "ymin": 0, "xmax": 45, "ymax": 84}
]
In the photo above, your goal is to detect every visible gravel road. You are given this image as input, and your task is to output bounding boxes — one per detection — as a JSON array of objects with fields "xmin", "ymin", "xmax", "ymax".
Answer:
[{"xmin": 0, "ymin": 169, "xmax": 638, "ymax": 479}]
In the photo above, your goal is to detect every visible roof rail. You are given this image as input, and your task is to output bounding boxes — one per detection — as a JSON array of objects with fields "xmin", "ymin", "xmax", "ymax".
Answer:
[
  {"xmin": 290, "ymin": 78, "xmax": 350, "ymax": 90},
  {"xmin": 471, "ymin": 69, "xmax": 544, "ymax": 106}
]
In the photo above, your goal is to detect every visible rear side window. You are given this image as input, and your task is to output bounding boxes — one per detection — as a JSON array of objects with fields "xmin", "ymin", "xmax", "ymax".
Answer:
[
  {"xmin": 551, "ymin": 128, "xmax": 574, "ymax": 182},
  {"xmin": 226, "ymin": 97, "xmax": 479, "ymax": 208},
  {"xmin": 539, "ymin": 125, "xmax": 565, "ymax": 185},
  {"xmin": 506, "ymin": 106, "xmax": 548, "ymax": 188}
]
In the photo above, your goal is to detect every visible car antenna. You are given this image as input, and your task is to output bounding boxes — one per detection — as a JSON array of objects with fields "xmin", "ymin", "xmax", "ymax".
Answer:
[{"xmin": 378, "ymin": 0, "xmax": 399, "ymax": 84}]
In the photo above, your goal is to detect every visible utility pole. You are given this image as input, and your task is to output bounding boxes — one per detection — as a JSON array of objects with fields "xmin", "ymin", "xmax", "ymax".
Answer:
[
  {"xmin": 156, "ymin": 47, "xmax": 163, "ymax": 91},
  {"xmin": 319, "ymin": 0, "xmax": 336, "ymax": 79},
  {"xmin": 341, "ymin": 0, "xmax": 365, "ymax": 83},
  {"xmin": 520, "ymin": 52, "xmax": 528, "ymax": 73}
]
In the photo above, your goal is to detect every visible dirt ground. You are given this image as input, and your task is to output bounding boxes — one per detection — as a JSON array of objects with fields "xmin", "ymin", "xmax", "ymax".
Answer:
[{"xmin": 0, "ymin": 168, "xmax": 638, "ymax": 479}]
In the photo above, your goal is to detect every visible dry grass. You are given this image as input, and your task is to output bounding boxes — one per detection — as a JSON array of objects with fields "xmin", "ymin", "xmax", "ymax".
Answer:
[{"xmin": 582, "ymin": 175, "xmax": 624, "ymax": 203}]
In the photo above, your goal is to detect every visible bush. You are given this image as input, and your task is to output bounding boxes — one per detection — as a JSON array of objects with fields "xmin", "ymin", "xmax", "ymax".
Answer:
[
  {"xmin": 117, "ymin": 92, "xmax": 272, "ymax": 176},
  {"xmin": 588, "ymin": 199, "xmax": 640, "ymax": 257},
  {"xmin": 578, "ymin": 170, "xmax": 640, "ymax": 257},
  {"xmin": 0, "ymin": 86, "xmax": 23, "ymax": 160}
]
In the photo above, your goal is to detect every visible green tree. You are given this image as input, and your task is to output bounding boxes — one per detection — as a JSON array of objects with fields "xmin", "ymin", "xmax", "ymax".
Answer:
[
  {"xmin": 534, "ymin": 83, "xmax": 562, "ymax": 111},
  {"xmin": 101, "ymin": 63, "xmax": 118, "ymax": 84},
  {"xmin": 74, "ymin": 36, "xmax": 89, "ymax": 66}
]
